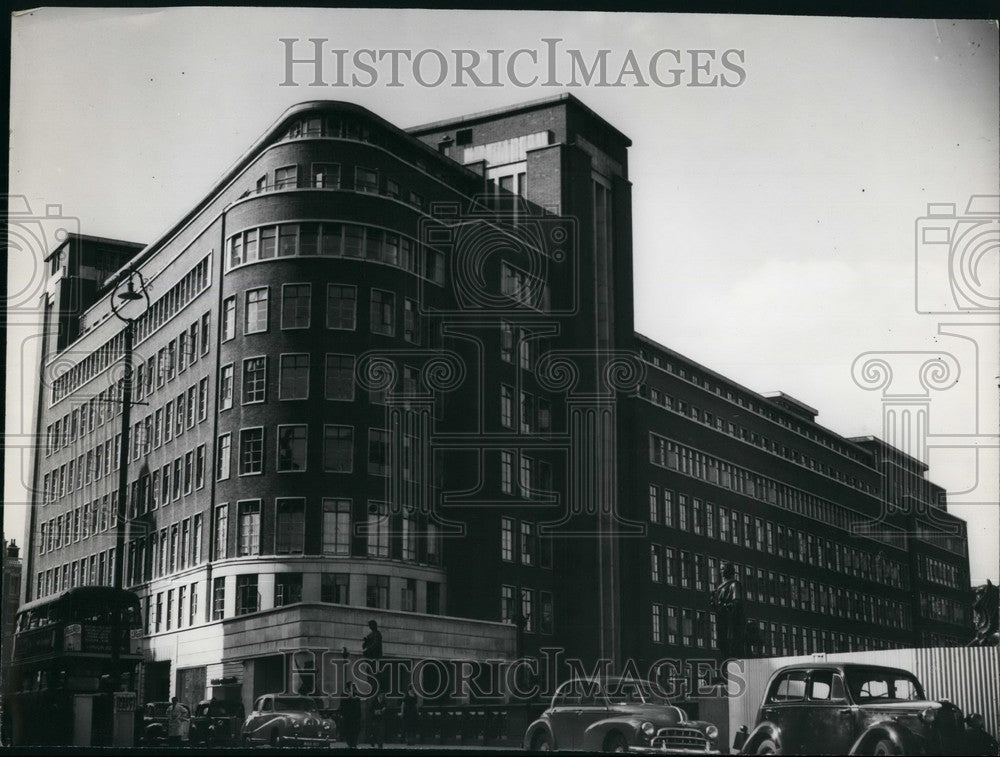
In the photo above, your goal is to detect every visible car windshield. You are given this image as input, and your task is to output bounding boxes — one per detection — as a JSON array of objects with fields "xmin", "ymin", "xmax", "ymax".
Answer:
[
  {"xmin": 845, "ymin": 670, "xmax": 925, "ymax": 702},
  {"xmin": 604, "ymin": 680, "xmax": 671, "ymax": 705},
  {"xmin": 274, "ymin": 696, "xmax": 319, "ymax": 712}
]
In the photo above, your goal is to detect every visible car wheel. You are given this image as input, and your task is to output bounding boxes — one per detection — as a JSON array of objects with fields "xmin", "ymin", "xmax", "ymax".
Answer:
[
  {"xmin": 755, "ymin": 737, "xmax": 781, "ymax": 754},
  {"xmin": 531, "ymin": 731, "xmax": 553, "ymax": 751},
  {"xmin": 604, "ymin": 732, "xmax": 630, "ymax": 753},
  {"xmin": 871, "ymin": 739, "xmax": 900, "ymax": 756}
]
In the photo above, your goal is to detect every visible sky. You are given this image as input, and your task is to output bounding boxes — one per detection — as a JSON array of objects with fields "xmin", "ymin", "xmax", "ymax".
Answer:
[{"xmin": 6, "ymin": 8, "xmax": 999, "ymax": 583}]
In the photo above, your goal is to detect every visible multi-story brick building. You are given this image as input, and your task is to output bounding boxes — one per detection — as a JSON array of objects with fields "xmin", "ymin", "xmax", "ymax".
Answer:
[{"xmin": 21, "ymin": 94, "xmax": 972, "ymax": 710}]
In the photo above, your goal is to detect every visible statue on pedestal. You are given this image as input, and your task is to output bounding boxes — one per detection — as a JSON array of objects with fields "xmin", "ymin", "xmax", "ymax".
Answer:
[{"xmin": 709, "ymin": 562, "xmax": 746, "ymax": 659}]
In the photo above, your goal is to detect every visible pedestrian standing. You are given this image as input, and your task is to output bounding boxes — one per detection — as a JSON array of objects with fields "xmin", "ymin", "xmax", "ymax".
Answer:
[
  {"xmin": 339, "ymin": 683, "xmax": 361, "ymax": 750},
  {"xmin": 165, "ymin": 697, "xmax": 189, "ymax": 747},
  {"xmin": 401, "ymin": 685, "xmax": 421, "ymax": 746}
]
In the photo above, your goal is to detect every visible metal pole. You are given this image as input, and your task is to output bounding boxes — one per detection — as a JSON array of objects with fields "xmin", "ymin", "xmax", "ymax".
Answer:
[{"xmin": 109, "ymin": 319, "xmax": 134, "ymax": 693}]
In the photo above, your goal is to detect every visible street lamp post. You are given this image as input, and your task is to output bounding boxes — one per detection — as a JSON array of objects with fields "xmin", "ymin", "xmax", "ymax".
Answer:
[{"xmin": 108, "ymin": 270, "xmax": 149, "ymax": 697}]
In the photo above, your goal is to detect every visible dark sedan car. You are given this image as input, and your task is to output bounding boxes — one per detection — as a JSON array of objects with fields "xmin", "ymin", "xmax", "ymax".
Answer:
[
  {"xmin": 188, "ymin": 699, "xmax": 245, "ymax": 745},
  {"xmin": 523, "ymin": 677, "xmax": 721, "ymax": 753},
  {"xmin": 735, "ymin": 663, "xmax": 998, "ymax": 755}
]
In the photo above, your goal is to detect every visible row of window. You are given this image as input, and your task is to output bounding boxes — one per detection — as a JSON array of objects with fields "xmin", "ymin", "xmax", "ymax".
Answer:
[
  {"xmin": 499, "ymin": 385, "xmax": 553, "ymax": 434},
  {"xmin": 649, "ymin": 433, "xmax": 906, "ymax": 550},
  {"xmin": 45, "ymin": 311, "xmax": 210, "ymax": 457},
  {"xmin": 218, "ymin": 425, "xmax": 404, "ymax": 478},
  {"xmin": 209, "ymin": 499, "xmax": 442, "ymax": 564},
  {"xmin": 649, "ymin": 549, "xmax": 908, "ymax": 627},
  {"xmin": 637, "ymin": 345, "xmax": 869, "ymax": 465},
  {"xmin": 206, "ymin": 572, "xmax": 442, "ymax": 623},
  {"xmin": 919, "ymin": 593, "xmax": 967, "ymax": 625},
  {"xmin": 35, "ymin": 547, "xmax": 116, "ymax": 599},
  {"xmin": 499, "ymin": 517, "xmax": 553, "ymax": 568},
  {"xmin": 647, "ymin": 484, "xmax": 907, "ymax": 589},
  {"xmin": 650, "ymin": 603, "xmax": 907, "ymax": 654},
  {"xmin": 639, "ymin": 384, "xmax": 877, "ymax": 495},
  {"xmin": 226, "ymin": 221, "xmax": 445, "ymax": 286},
  {"xmin": 918, "ymin": 554, "xmax": 965, "ymax": 589},
  {"xmin": 221, "ymin": 284, "xmax": 423, "ymax": 342},
  {"xmin": 53, "ymin": 256, "xmax": 211, "ymax": 403},
  {"xmin": 42, "ymin": 436, "xmax": 120, "ymax": 505},
  {"xmin": 913, "ymin": 522, "xmax": 967, "ymax": 557},
  {"xmin": 500, "ymin": 585, "xmax": 554, "ymax": 634}
]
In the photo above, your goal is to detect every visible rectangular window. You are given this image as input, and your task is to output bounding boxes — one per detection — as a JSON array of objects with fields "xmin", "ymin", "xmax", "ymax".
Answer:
[
  {"xmin": 222, "ymin": 296, "xmax": 236, "ymax": 342},
  {"xmin": 245, "ymin": 288, "xmax": 269, "ymax": 334},
  {"xmin": 281, "ymin": 283, "xmax": 311, "ymax": 329},
  {"xmin": 520, "ymin": 522, "xmax": 536, "ymax": 566},
  {"xmin": 220, "ymin": 364, "xmax": 234, "ymax": 410},
  {"xmin": 214, "ymin": 505, "xmax": 228, "ymax": 560},
  {"xmin": 355, "ymin": 167, "xmax": 378, "ymax": 193},
  {"xmin": 274, "ymin": 165, "xmax": 298, "ymax": 189},
  {"xmin": 500, "ymin": 385, "xmax": 514, "ymax": 429},
  {"xmin": 239, "ymin": 428, "xmax": 264, "ymax": 475},
  {"xmin": 237, "ymin": 501, "xmax": 261, "ymax": 556},
  {"xmin": 211, "ymin": 577, "xmax": 225, "ymax": 620},
  {"xmin": 401, "ymin": 578, "xmax": 417, "ymax": 612},
  {"xmin": 193, "ymin": 513, "xmax": 203, "ymax": 564},
  {"xmin": 370, "ymin": 289, "xmax": 395, "ymax": 336},
  {"xmin": 368, "ymin": 429, "xmax": 389, "ymax": 475},
  {"xmin": 279, "ymin": 353, "xmax": 310, "ymax": 399},
  {"xmin": 403, "ymin": 299, "xmax": 420, "ymax": 344},
  {"xmin": 274, "ymin": 573, "xmax": 303, "ymax": 607},
  {"xmin": 276, "ymin": 424, "xmax": 308, "ymax": 472},
  {"xmin": 242, "ymin": 357, "xmax": 267, "ymax": 404},
  {"xmin": 325, "ymin": 354, "xmax": 355, "ymax": 400},
  {"xmin": 651, "ymin": 543, "xmax": 663, "ymax": 582},
  {"xmin": 501, "ymin": 517, "xmax": 514, "ymax": 561},
  {"xmin": 366, "ymin": 575, "xmax": 390, "ymax": 609},
  {"xmin": 321, "ymin": 573, "xmax": 350, "ymax": 604},
  {"xmin": 323, "ymin": 425, "xmax": 354, "ymax": 472},
  {"xmin": 216, "ymin": 433, "xmax": 231, "ymax": 481},
  {"xmin": 521, "ymin": 588, "xmax": 535, "ymax": 632},
  {"xmin": 236, "ymin": 574, "xmax": 259, "ymax": 615},
  {"xmin": 276, "ymin": 498, "xmax": 305, "ymax": 554},
  {"xmin": 500, "ymin": 450, "xmax": 514, "ymax": 495},
  {"xmin": 322, "ymin": 498, "xmax": 351, "ymax": 556},
  {"xmin": 652, "ymin": 603, "xmax": 663, "ymax": 643},
  {"xmin": 326, "ymin": 284, "xmax": 356, "ymax": 329},
  {"xmin": 649, "ymin": 484, "xmax": 660, "ymax": 523},
  {"xmin": 184, "ymin": 450, "xmax": 194, "ymax": 494},
  {"xmin": 312, "ymin": 162, "xmax": 340, "ymax": 188},
  {"xmin": 366, "ymin": 501, "xmax": 390, "ymax": 557}
]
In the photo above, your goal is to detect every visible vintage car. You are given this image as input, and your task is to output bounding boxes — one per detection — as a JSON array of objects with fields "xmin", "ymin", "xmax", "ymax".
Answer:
[
  {"xmin": 188, "ymin": 699, "xmax": 245, "ymax": 745},
  {"xmin": 241, "ymin": 694, "xmax": 337, "ymax": 747},
  {"xmin": 735, "ymin": 662, "xmax": 999, "ymax": 755},
  {"xmin": 523, "ymin": 677, "xmax": 721, "ymax": 753}
]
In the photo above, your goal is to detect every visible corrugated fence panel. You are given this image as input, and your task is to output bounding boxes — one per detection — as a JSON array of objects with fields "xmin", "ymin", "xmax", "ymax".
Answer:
[{"xmin": 727, "ymin": 647, "xmax": 998, "ymax": 749}]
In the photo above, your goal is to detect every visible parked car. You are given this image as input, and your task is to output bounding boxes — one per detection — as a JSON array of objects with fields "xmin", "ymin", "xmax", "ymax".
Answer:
[
  {"xmin": 734, "ymin": 662, "xmax": 999, "ymax": 755},
  {"xmin": 141, "ymin": 701, "xmax": 172, "ymax": 744},
  {"xmin": 241, "ymin": 694, "xmax": 337, "ymax": 747},
  {"xmin": 522, "ymin": 677, "xmax": 721, "ymax": 753},
  {"xmin": 188, "ymin": 699, "xmax": 245, "ymax": 745}
]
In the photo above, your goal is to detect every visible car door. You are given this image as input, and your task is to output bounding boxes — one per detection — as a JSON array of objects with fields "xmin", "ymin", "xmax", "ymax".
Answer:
[
  {"xmin": 569, "ymin": 681, "xmax": 610, "ymax": 750},
  {"xmin": 803, "ymin": 670, "xmax": 858, "ymax": 755},
  {"xmin": 245, "ymin": 696, "xmax": 270, "ymax": 741},
  {"xmin": 759, "ymin": 670, "xmax": 807, "ymax": 752},
  {"xmin": 546, "ymin": 682, "xmax": 583, "ymax": 749}
]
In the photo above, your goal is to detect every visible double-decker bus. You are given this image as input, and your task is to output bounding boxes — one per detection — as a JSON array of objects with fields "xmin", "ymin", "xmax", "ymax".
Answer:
[{"xmin": 4, "ymin": 587, "xmax": 142, "ymax": 746}]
